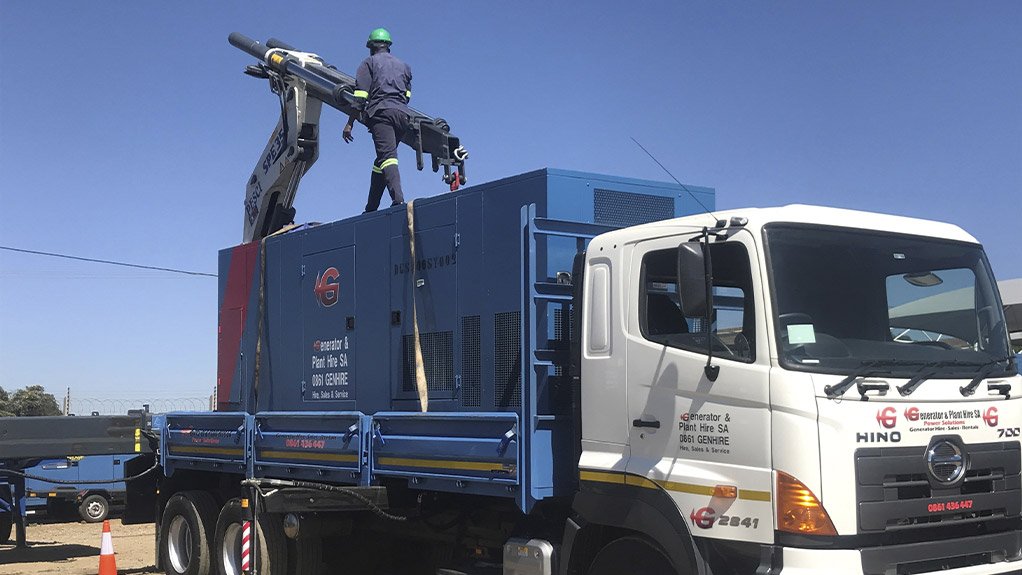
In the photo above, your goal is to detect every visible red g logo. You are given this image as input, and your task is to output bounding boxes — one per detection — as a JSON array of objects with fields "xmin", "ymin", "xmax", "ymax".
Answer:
[
  {"xmin": 983, "ymin": 407, "xmax": 999, "ymax": 428},
  {"xmin": 690, "ymin": 507, "xmax": 716, "ymax": 529},
  {"xmin": 877, "ymin": 407, "xmax": 897, "ymax": 429},
  {"xmin": 314, "ymin": 267, "xmax": 340, "ymax": 307},
  {"xmin": 904, "ymin": 407, "xmax": 920, "ymax": 422}
]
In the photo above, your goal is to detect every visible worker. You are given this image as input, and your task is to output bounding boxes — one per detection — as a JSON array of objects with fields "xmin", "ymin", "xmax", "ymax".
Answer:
[{"xmin": 343, "ymin": 27, "xmax": 413, "ymax": 213}]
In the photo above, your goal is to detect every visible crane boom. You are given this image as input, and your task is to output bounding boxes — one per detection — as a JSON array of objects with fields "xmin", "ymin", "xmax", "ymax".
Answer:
[{"xmin": 229, "ymin": 33, "xmax": 469, "ymax": 242}]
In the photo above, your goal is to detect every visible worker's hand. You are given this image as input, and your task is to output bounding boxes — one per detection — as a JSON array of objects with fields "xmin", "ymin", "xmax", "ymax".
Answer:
[{"xmin": 343, "ymin": 123, "xmax": 354, "ymax": 143}]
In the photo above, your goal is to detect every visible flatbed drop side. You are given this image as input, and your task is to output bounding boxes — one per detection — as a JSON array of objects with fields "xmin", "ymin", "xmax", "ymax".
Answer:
[{"xmin": 145, "ymin": 167, "xmax": 1022, "ymax": 575}]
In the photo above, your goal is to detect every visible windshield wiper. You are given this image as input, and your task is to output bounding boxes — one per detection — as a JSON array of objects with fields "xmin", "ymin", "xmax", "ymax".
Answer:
[
  {"xmin": 824, "ymin": 359, "xmax": 921, "ymax": 399},
  {"xmin": 960, "ymin": 356, "xmax": 1014, "ymax": 397},
  {"xmin": 897, "ymin": 359, "xmax": 989, "ymax": 397},
  {"xmin": 897, "ymin": 363, "xmax": 941, "ymax": 396}
]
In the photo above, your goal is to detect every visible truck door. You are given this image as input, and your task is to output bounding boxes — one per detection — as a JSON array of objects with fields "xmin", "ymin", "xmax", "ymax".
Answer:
[
  {"xmin": 32, "ymin": 458, "xmax": 80, "ymax": 506},
  {"xmin": 623, "ymin": 233, "xmax": 774, "ymax": 544}
]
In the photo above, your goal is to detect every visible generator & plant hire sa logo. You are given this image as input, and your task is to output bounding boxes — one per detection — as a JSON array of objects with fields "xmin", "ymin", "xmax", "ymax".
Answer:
[
  {"xmin": 314, "ymin": 267, "xmax": 340, "ymax": 307},
  {"xmin": 876, "ymin": 406, "xmax": 897, "ymax": 429}
]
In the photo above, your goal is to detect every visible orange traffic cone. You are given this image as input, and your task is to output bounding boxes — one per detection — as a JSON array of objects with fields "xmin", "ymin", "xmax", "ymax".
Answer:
[{"xmin": 98, "ymin": 519, "xmax": 118, "ymax": 575}]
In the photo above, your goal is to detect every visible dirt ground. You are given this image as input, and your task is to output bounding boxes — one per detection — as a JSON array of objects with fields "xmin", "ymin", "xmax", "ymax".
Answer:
[{"xmin": 0, "ymin": 516, "xmax": 158, "ymax": 574}]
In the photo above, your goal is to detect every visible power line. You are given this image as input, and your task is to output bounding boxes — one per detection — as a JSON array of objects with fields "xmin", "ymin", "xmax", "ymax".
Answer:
[
  {"xmin": 630, "ymin": 137, "xmax": 718, "ymax": 221},
  {"xmin": 0, "ymin": 245, "xmax": 217, "ymax": 278}
]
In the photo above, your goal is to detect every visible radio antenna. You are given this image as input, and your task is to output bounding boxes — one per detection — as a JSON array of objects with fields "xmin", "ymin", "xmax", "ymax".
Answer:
[{"xmin": 631, "ymin": 137, "xmax": 717, "ymax": 221}]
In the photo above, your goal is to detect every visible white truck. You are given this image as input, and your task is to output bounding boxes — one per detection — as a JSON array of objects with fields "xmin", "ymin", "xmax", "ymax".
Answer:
[
  {"xmin": 573, "ymin": 204, "xmax": 1020, "ymax": 574},
  {"xmin": 149, "ymin": 199, "xmax": 1021, "ymax": 575}
]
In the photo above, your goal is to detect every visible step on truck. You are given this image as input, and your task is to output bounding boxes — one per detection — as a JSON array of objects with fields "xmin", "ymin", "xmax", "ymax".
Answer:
[{"xmin": 138, "ymin": 34, "xmax": 1022, "ymax": 575}]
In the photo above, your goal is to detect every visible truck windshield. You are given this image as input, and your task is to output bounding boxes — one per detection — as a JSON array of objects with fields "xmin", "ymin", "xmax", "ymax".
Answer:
[{"xmin": 764, "ymin": 224, "xmax": 1013, "ymax": 378}]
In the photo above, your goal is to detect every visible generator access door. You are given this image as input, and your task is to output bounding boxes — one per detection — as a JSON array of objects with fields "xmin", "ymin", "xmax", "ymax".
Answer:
[
  {"xmin": 301, "ymin": 245, "xmax": 357, "ymax": 406},
  {"xmin": 390, "ymin": 222, "xmax": 460, "ymax": 407}
]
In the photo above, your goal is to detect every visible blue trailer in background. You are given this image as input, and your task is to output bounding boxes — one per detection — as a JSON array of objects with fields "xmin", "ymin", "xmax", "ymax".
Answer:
[
  {"xmin": 0, "ymin": 414, "xmax": 150, "ymax": 547},
  {"xmin": 22, "ymin": 454, "xmax": 130, "ymax": 523},
  {"xmin": 147, "ymin": 168, "xmax": 714, "ymax": 575}
]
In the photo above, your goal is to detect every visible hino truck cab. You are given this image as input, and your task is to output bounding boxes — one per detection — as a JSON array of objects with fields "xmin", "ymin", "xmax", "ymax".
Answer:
[{"xmin": 578, "ymin": 205, "xmax": 1020, "ymax": 574}]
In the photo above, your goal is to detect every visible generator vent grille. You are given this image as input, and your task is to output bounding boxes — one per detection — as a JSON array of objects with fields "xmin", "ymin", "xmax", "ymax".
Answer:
[
  {"xmin": 494, "ymin": 311, "xmax": 521, "ymax": 409},
  {"xmin": 594, "ymin": 189, "xmax": 674, "ymax": 227},
  {"xmin": 461, "ymin": 316, "xmax": 481, "ymax": 407},
  {"xmin": 402, "ymin": 331, "xmax": 454, "ymax": 394},
  {"xmin": 553, "ymin": 307, "xmax": 573, "ymax": 377}
]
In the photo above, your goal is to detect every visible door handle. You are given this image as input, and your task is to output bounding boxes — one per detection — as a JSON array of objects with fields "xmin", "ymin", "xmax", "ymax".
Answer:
[{"xmin": 632, "ymin": 418, "xmax": 660, "ymax": 429}]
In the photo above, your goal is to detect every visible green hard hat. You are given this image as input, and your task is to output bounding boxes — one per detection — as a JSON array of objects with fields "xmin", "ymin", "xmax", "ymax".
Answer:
[{"xmin": 367, "ymin": 28, "xmax": 393, "ymax": 46}]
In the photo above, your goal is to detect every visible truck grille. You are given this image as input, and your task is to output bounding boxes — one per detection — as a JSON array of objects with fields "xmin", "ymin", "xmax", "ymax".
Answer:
[{"xmin": 855, "ymin": 441, "xmax": 1021, "ymax": 533}]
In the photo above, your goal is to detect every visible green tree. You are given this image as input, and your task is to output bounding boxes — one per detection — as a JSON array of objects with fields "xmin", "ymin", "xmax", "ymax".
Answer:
[
  {"xmin": 0, "ymin": 386, "xmax": 13, "ymax": 417},
  {"xmin": 8, "ymin": 385, "xmax": 61, "ymax": 417}
]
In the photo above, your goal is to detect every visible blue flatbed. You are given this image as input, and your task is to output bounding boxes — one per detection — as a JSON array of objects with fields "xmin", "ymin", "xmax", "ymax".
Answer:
[{"xmin": 164, "ymin": 169, "xmax": 713, "ymax": 513}]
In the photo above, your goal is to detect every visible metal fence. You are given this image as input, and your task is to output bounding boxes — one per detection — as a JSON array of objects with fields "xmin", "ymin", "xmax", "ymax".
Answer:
[{"xmin": 68, "ymin": 396, "xmax": 212, "ymax": 415}]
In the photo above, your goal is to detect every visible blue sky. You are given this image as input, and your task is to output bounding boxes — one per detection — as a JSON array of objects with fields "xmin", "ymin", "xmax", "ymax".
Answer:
[{"xmin": 1, "ymin": 2, "xmax": 1019, "ymax": 408}]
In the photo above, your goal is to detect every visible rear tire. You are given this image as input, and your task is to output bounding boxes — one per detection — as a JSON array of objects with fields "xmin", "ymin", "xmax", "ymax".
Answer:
[
  {"xmin": 288, "ymin": 535, "xmax": 323, "ymax": 575},
  {"xmin": 213, "ymin": 498, "xmax": 288, "ymax": 575},
  {"xmin": 159, "ymin": 491, "xmax": 219, "ymax": 575},
  {"xmin": 587, "ymin": 536, "xmax": 678, "ymax": 575},
  {"xmin": 79, "ymin": 494, "xmax": 110, "ymax": 523}
]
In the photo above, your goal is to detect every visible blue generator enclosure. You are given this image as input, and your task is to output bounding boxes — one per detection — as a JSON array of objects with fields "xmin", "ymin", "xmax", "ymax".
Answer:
[
  {"xmin": 190, "ymin": 168, "xmax": 715, "ymax": 510},
  {"xmin": 216, "ymin": 168, "xmax": 713, "ymax": 415}
]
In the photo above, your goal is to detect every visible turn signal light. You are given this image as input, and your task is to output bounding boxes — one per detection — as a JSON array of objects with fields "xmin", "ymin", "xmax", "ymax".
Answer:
[
  {"xmin": 776, "ymin": 471, "xmax": 837, "ymax": 536},
  {"xmin": 713, "ymin": 484, "xmax": 738, "ymax": 499}
]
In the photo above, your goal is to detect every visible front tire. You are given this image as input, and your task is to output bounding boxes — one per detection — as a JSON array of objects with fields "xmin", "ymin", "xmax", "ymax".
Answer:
[
  {"xmin": 587, "ymin": 536, "xmax": 678, "ymax": 575},
  {"xmin": 213, "ymin": 498, "xmax": 287, "ymax": 575},
  {"xmin": 159, "ymin": 491, "xmax": 219, "ymax": 575},
  {"xmin": 79, "ymin": 494, "xmax": 110, "ymax": 523}
]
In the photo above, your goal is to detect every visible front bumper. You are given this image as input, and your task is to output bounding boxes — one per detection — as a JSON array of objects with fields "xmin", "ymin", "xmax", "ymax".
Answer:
[{"xmin": 776, "ymin": 531, "xmax": 1022, "ymax": 575}]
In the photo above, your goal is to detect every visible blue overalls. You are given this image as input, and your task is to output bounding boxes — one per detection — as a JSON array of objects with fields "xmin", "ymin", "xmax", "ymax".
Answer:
[{"xmin": 353, "ymin": 51, "xmax": 412, "ymax": 212}]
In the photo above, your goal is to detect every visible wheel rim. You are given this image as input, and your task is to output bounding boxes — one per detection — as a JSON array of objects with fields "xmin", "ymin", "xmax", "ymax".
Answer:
[
  {"xmin": 87, "ymin": 500, "xmax": 104, "ymax": 519},
  {"xmin": 167, "ymin": 515, "xmax": 193, "ymax": 573},
  {"xmin": 221, "ymin": 522, "xmax": 244, "ymax": 575}
]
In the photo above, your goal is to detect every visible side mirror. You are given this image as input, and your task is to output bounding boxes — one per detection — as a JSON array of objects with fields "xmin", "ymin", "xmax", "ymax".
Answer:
[{"xmin": 677, "ymin": 242, "xmax": 707, "ymax": 318}]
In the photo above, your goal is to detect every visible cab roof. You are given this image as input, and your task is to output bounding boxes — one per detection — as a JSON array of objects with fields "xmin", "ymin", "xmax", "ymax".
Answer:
[{"xmin": 598, "ymin": 204, "xmax": 979, "ymax": 246}]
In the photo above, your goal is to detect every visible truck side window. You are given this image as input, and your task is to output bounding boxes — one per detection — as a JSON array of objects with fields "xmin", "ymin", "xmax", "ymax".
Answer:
[{"xmin": 639, "ymin": 243, "xmax": 755, "ymax": 362}]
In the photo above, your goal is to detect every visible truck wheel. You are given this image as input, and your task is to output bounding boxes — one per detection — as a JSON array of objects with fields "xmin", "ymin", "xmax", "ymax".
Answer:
[
  {"xmin": 288, "ymin": 535, "xmax": 323, "ymax": 575},
  {"xmin": 0, "ymin": 512, "xmax": 11, "ymax": 545},
  {"xmin": 587, "ymin": 536, "xmax": 678, "ymax": 575},
  {"xmin": 213, "ymin": 498, "xmax": 287, "ymax": 575},
  {"xmin": 79, "ymin": 494, "xmax": 110, "ymax": 523},
  {"xmin": 160, "ymin": 491, "xmax": 219, "ymax": 575}
]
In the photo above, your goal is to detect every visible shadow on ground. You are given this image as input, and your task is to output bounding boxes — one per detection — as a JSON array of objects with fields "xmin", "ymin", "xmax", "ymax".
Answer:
[
  {"xmin": 26, "ymin": 510, "xmax": 123, "ymax": 526},
  {"xmin": 119, "ymin": 567, "xmax": 159, "ymax": 574},
  {"xmin": 0, "ymin": 542, "xmax": 98, "ymax": 565}
]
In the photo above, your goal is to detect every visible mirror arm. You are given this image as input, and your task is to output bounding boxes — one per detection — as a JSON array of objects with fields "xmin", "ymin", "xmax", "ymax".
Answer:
[{"xmin": 701, "ymin": 227, "xmax": 720, "ymax": 381}]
